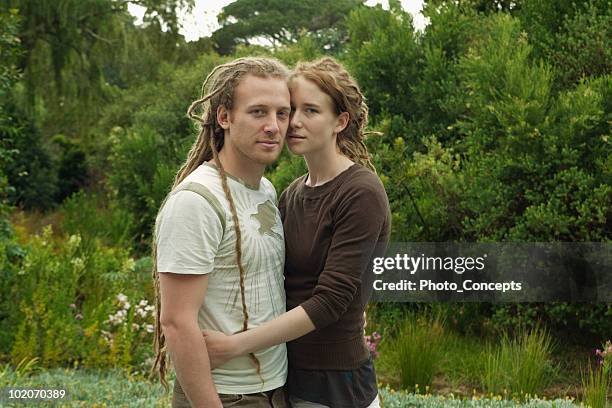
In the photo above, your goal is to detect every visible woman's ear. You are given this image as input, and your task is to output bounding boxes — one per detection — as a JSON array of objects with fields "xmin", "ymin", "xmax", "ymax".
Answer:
[
  {"xmin": 217, "ymin": 105, "xmax": 230, "ymax": 130},
  {"xmin": 334, "ymin": 112, "xmax": 349, "ymax": 134}
]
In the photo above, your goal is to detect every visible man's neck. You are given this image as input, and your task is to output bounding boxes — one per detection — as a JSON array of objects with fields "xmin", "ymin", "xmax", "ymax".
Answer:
[{"xmin": 215, "ymin": 148, "xmax": 265, "ymax": 188}]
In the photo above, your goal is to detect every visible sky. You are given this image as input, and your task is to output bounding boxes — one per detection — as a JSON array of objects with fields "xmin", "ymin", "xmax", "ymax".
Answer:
[{"xmin": 128, "ymin": 0, "xmax": 428, "ymax": 42}]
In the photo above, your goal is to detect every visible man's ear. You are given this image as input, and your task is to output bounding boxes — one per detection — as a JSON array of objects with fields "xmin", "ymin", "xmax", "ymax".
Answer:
[
  {"xmin": 334, "ymin": 112, "xmax": 349, "ymax": 134},
  {"xmin": 217, "ymin": 105, "xmax": 230, "ymax": 130}
]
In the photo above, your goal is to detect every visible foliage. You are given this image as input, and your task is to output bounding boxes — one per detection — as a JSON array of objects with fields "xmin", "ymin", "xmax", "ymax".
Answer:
[
  {"xmin": 393, "ymin": 312, "xmax": 446, "ymax": 389},
  {"xmin": 3, "ymin": 226, "xmax": 154, "ymax": 370},
  {"xmin": 581, "ymin": 363, "xmax": 609, "ymax": 408},
  {"xmin": 1, "ymin": 367, "xmax": 173, "ymax": 407},
  {"xmin": 1, "ymin": 0, "xmax": 610, "ymax": 394},
  {"xmin": 0, "ymin": 367, "xmax": 584, "ymax": 407},
  {"xmin": 0, "ymin": 8, "xmax": 22, "ymax": 107},
  {"xmin": 266, "ymin": 150, "xmax": 307, "ymax": 195},
  {"xmin": 379, "ymin": 385, "xmax": 582, "ymax": 408},
  {"xmin": 52, "ymin": 134, "xmax": 88, "ymax": 202},
  {"xmin": 548, "ymin": 2, "xmax": 611, "ymax": 88},
  {"xmin": 1, "ymin": 102, "xmax": 58, "ymax": 210},
  {"xmin": 211, "ymin": 0, "xmax": 365, "ymax": 54},
  {"xmin": 99, "ymin": 53, "xmax": 226, "ymax": 245},
  {"xmin": 516, "ymin": 0, "xmax": 611, "ymax": 90},
  {"xmin": 581, "ymin": 339, "xmax": 611, "ymax": 408},
  {"xmin": 346, "ymin": 3, "xmax": 420, "ymax": 122},
  {"xmin": 106, "ymin": 126, "xmax": 180, "ymax": 248},
  {"xmin": 480, "ymin": 326, "xmax": 555, "ymax": 397},
  {"xmin": 60, "ymin": 190, "xmax": 134, "ymax": 249},
  {"xmin": 0, "ymin": 7, "xmax": 22, "ymax": 216},
  {"xmin": 10, "ymin": 0, "xmax": 194, "ymax": 107}
]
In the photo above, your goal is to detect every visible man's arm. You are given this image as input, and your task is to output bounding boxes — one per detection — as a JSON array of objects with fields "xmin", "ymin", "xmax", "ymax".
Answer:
[{"xmin": 160, "ymin": 272, "xmax": 222, "ymax": 408}]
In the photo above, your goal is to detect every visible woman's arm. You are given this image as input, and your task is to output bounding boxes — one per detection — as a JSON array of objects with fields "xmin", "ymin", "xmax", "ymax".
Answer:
[
  {"xmin": 204, "ymin": 177, "xmax": 389, "ymax": 367},
  {"xmin": 203, "ymin": 306, "xmax": 314, "ymax": 367}
]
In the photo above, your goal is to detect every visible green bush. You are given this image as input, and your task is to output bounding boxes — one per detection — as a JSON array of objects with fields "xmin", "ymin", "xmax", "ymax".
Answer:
[
  {"xmin": 4, "ymin": 226, "xmax": 154, "ymax": 371},
  {"xmin": 60, "ymin": 191, "xmax": 134, "ymax": 249},
  {"xmin": 52, "ymin": 135, "xmax": 88, "ymax": 202},
  {"xmin": 346, "ymin": 4, "xmax": 421, "ymax": 122},
  {"xmin": 107, "ymin": 126, "xmax": 182, "ymax": 248},
  {"xmin": 1, "ymin": 103, "xmax": 59, "ymax": 210}
]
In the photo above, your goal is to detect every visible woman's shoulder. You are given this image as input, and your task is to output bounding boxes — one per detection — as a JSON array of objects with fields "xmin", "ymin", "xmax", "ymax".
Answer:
[
  {"xmin": 279, "ymin": 173, "xmax": 308, "ymax": 204},
  {"xmin": 340, "ymin": 164, "xmax": 387, "ymax": 197},
  {"xmin": 283, "ymin": 173, "xmax": 308, "ymax": 195}
]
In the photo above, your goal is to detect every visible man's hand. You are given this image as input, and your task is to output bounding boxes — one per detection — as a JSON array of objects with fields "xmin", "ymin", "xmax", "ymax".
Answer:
[{"xmin": 202, "ymin": 329, "xmax": 242, "ymax": 368}]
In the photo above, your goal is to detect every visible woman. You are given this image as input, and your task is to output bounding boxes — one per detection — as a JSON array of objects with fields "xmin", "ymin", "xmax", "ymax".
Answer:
[{"xmin": 204, "ymin": 57, "xmax": 391, "ymax": 408}]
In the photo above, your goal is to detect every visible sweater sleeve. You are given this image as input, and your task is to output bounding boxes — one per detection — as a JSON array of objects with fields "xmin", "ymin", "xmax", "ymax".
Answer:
[{"xmin": 299, "ymin": 181, "xmax": 389, "ymax": 329}]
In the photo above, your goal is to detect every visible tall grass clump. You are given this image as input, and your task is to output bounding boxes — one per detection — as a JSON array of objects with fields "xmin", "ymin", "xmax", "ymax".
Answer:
[
  {"xmin": 394, "ymin": 311, "xmax": 446, "ymax": 389},
  {"xmin": 481, "ymin": 325, "xmax": 555, "ymax": 397},
  {"xmin": 581, "ymin": 363, "xmax": 609, "ymax": 408},
  {"xmin": 581, "ymin": 340, "xmax": 611, "ymax": 408}
]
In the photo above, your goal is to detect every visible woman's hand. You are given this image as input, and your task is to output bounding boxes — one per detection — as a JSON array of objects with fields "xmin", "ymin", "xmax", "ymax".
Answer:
[{"xmin": 202, "ymin": 329, "xmax": 241, "ymax": 368}]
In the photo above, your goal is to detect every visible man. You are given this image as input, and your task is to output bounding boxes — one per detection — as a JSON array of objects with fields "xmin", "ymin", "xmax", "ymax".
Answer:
[{"xmin": 152, "ymin": 57, "xmax": 291, "ymax": 407}]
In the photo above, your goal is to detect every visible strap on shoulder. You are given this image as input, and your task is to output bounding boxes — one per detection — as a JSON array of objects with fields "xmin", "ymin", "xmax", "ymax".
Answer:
[{"xmin": 170, "ymin": 181, "xmax": 227, "ymax": 232}]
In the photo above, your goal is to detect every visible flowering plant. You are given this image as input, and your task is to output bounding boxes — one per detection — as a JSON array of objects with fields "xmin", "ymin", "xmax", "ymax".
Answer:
[
  {"xmin": 365, "ymin": 331, "xmax": 382, "ymax": 360},
  {"xmin": 594, "ymin": 339, "xmax": 611, "ymax": 371},
  {"xmin": 99, "ymin": 293, "xmax": 155, "ymax": 370}
]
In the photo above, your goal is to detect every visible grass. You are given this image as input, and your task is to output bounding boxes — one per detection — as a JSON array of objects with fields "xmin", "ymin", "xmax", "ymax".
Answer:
[
  {"xmin": 379, "ymin": 385, "xmax": 584, "ymax": 407},
  {"xmin": 580, "ymin": 361, "xmax": 610, "ymax": 408},
  {"xmin": 370, "ymin": 307, "xmax": 597, "ymax": 404},
  {"xmin": 0, "ymin": 367, "xmax": 588, "ymax": 407},
  {"xmin": 393, "ymin": 311, "xmax": 446, "ymax": 389},
  {"xmin": 1, "ymin": 367, "xmax": 172, "ymax": 407},
  {"xmin": 480, "ymin": 325, "xmax": 556, "ymax": 397}
]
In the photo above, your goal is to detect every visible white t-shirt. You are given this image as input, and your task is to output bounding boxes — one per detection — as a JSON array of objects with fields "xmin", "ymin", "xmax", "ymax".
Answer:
[{"xmin": 156, "ymin": 163, "xmax": 287, "ymax": 394}]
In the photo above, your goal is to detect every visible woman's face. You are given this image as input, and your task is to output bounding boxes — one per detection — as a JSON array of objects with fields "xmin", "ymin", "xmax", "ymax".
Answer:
[{"xmin": 287, "ymin": 75, "xmax": 347, "ymax": 156}]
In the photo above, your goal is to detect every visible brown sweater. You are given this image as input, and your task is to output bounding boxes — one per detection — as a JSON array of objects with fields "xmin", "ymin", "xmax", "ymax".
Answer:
[{"xmin": 279, "ymin": 164, "xmax": 391, "ymax": 370}]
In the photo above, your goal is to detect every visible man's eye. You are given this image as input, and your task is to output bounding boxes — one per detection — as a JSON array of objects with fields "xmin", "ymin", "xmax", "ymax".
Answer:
[
  {"xmin": 251, "ymin": 109, "xmax": 265, "ymax": 116},
  {"xmin": 278, "ymin": 111, "xmax": 289, "ymax": 119}
]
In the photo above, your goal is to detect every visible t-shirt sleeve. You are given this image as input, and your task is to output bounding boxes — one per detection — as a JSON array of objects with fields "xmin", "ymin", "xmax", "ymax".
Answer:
[
  {"xmin": 300, "ymin": 182, "xmax": 389, "ymax": 329},
  {"xmin": 156, "ymin": 190, "xmax": 224, "ymax": 275}
]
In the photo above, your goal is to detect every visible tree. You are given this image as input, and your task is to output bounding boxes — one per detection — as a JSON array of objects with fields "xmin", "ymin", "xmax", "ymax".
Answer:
[
  {"xmin": 211, "ymin": 0, "xmax": 364, "ymax": 54},
  {"xmin": 3, "ymin": 0, "xmax": 194, "ymax": 119}
]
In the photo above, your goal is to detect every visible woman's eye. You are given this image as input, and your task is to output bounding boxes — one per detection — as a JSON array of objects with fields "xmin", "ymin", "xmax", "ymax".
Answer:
[{"xmin": 306, "ymin": 108, "xmax": 318, "ymax": 114}]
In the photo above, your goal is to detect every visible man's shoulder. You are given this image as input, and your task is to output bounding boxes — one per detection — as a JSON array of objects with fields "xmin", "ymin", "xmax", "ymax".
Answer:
[{"xmin": 181, "ymin": 164, "xmax": 221, "ymax": 189}]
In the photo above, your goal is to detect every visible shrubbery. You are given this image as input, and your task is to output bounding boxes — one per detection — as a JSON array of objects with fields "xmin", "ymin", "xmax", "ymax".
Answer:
[
  {"xmin": 2, "ymin": 1, "xmax": 610, "ymax": 400},
  {"xmin": 1, "ymin": 226, "xmax": 154, "ymax": 371}
]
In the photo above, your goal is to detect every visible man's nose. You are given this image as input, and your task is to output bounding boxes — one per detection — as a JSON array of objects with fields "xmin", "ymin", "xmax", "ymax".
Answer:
[{"xmin": 263, "ymin": 113, "xmax": 280, "ymax": 135}]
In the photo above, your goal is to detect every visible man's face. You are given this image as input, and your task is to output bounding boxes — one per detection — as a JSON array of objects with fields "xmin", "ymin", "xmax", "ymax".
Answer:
[{"xmin": 218, "ymin": 74, "xmax": 291, "ymax": 167}]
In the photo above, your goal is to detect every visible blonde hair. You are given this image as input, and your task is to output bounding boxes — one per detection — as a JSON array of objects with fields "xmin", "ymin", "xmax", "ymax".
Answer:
[
  {"xmin": 151, "ymin": 57, "xmax": 289, "ymax": 390},
  {"xmin": 290, "ymin": 57, "xmax": 376, "ymax": 171}
]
